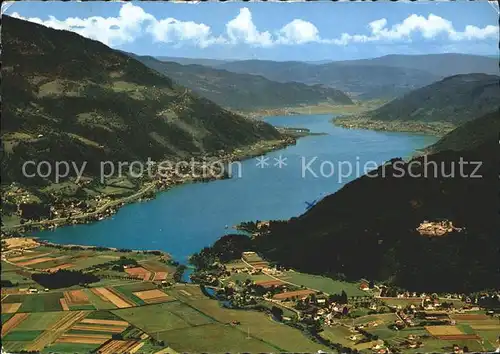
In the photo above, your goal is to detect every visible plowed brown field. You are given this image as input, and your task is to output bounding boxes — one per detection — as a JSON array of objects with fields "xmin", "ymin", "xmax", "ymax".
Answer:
[
  {"xmin": 1, "ymin": 313, "xmax": 30, "ymax": 336},
  {"xmin": 92, "ymin": 288, "xmax": 133, "ymax": 308},
  {"xmin": 1, "ymin": 303, "xmax": 22, "ymax": 313}
]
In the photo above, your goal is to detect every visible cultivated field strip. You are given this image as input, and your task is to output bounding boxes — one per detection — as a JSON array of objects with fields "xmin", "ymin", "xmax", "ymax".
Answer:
[
  {"xmin": 63, "ymin": 289, "xmax": 91, "ymax": 306},
  {"xmin": 133, "ymin": 289, "xmax": 170, "ymax": 304},
  {"xmin": 97, "ymin": 339, "xmax": 144, "ymax": 354},
  {"xmin": 71, "ymin": 324, "xmax": 127, "ymax": 333},
  {"xmin": 1, "ymin": 302, "xmax": 22, "ymax": 313},
  {"xmin": 1, "ymin": 313, "xmax": 30, "ymax": 336},
  {"xmin": 152, "ymin": 271, "xmax": 168, "ymax": 281},
  {"xmin": 80, "ymin": 318, "xmax": 129, "ymax": 326},
  {"xmin": 272, "ymin": 289, "xmax": 315, "ymax": 300},
  {"xmin": 23, "ymin": 310, "xmax": 89, "ymax": 352},
  {"xmin": 17, "ymin": 256, "xmax": 67, "ymax": 267},
  {"xmin": 425, "ymin": 325, "xmax": 464, "ymax": 336},
  {"xmin": 124, "ymin": 267, "xmax": 152, "ymax": 281},
  {"xmin": 59, "ymin": 298, "xmax": 70, "ymax": 311},
  {"xmin": 55, "ymin": 333, "xmax": 112, "ymax": 345},
  {"xmin": 44, "ymin": 263, "xmax": 74, "ymax": 272},
  {"xmin": 92, "ymin": 287, "xmax": 133, "ymax": 308},
  {"xmin": 8, "ymin": 252, "xmax": 52, "ymax": 262}
]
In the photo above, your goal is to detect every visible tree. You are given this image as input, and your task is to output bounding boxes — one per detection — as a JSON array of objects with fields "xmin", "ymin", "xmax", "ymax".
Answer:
[
  {"xmin": 173, "ymin": 265, "xmax": 187, "ymax": 282},
  {"xmin": 340, "ymin": 290, "xmax": 348, "ymax": 304},
  {"xmin": 271, "ymin": 306, "xmax": 284, "ymax": 321}
]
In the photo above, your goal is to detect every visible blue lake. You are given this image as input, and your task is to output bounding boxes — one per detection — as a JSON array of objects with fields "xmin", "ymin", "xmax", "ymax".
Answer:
[{"xmin": 35, "ymin": 114, "xmax": 437, "ymax": 263}]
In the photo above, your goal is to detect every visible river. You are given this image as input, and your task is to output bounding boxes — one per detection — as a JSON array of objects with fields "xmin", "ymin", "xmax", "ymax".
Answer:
[{"xmin": 35, "ymin": 114, "xmax": 437, "ymax": 263}]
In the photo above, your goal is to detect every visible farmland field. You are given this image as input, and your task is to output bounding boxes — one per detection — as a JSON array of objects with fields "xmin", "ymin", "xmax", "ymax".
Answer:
[
  {"xmin": 113, "ymin": 282, "xmax": 161, "ymax": 306},
  {"xmin": 91, "ymin": 287, "xmax": 134, "ymax": 308},
  {"xmin": 319, "ymin": 325, "xmax": 356, "ymax": 346},
  {"xmin": 85, "ymin": 289, "xmax": 117, "ymax": 309},
  {"xmin": 272, "ymin": 289, "xmax": 315, "ymax": 300},
  {"xmin": 96, "ymin": 339, "xmax": 143, "ymax": 354},
  {"xmin": 86, "ymin": 310, "xmax": 124, "ymax": 321},
  {"xmin": 17, "ymin": 292, "xmax": 64, "ymax": 312},
  {"xmin": 348, "ymin": 313, "xmax": 399, "ymax": 326},
  {"xmin": 2, "ymin": 313, "xmax": 30, "ymax": 336},
  {"xmin": 226, "ymin": 273, "xmax": 274, "ymax": 284},
  {"xmin": 157, "ymin": 323, "xmax": 280, "ymax": 352},
  {"xmin": 3, "ymin": 330, "xmax": 44, "ymax": 341},
  {"xmin": 2, "ymin": 341, "xmax": 27, "ymax": 352},
  {"xmin": 10, "ymin": 311, "xmax": 67, "ymax": 331},
  {"xmin": 1, "ymin": 313, "xmax": 14, "ymax": 324},
  {"xmin": 277, "ymin": 271, "xmax": 370, "ymax": 297},
  {"xmin": 158, "ymin": 301, "xmax": 214, "ymax": 326},
  {"xmin": 22, "ymin": 311, "xmax": 90, "ymax": 351},
  {"xmin": 426, "ymin": 325, "xmax": 464, "ymax": 336},
  {"xmin": 2, "ymin": 302, "xmax": 22, "ymax": 313},
  {"xmin": 133, "ymin": 289, "xmax": 171, "ymax": 304},
  {"xmin": 41, "ymin": 342, "xmax": 102, "ymax": 353},
  {"xmin": 183, "ymin": 298, "xmax": 328, "ymax": 352},
  {"xmin": 112, "ymin": 302, "xmax": 191, "ymax": 333}
]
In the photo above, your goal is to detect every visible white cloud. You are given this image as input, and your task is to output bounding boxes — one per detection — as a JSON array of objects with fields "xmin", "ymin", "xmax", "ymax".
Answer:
[
  {"xmin": 225, "ymin": 8, "xmax": 273, "ymax": 47},
  {"xmin": 147, "ymin": 19, "xmax": 226, "ymax": 48},
  {"xmin": 277, "ymin": 19, "xmax": 320, "ymax": 44},
  {"xmin": 329, "ymin": 14, "xmax": 498, "ymax": 45},
  {"xmin": 11, "ymin": 3, "xmax": 154, "ymax": 46},
  {"xmin": 8, "ymin": 5, "xmax": 498, "ymax": 49}
]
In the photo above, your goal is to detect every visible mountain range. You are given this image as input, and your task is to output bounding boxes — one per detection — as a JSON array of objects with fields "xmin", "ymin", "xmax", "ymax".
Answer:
[
  {"xmin": 216, "ymin": 60, "xmax": 441, "ymax": 99},
  {"xmin": 128, "ymin": 54, "xmax": 353, "ymax": 111},
  {"xmin": 1, "ymin": 15, "xmax": 281, "ymax": 187},
  {"xmin": 334, "ymin": 53, "xmax": 499, "ymax": 77},
  {"xmin": 155, "ymin": 53, "xmax": 496, "ymax": 100}
]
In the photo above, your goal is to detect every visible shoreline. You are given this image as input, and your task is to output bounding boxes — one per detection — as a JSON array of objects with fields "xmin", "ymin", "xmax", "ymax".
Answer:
[
  {"xmin": 237, "ymin": 101, "xmax": 385, "ymax": 119},
  {"xmin": 2, "ymin": 136, "xmax": 297, "ymax": 236},
  {"xmin": 332, "ymin": 115, "xmax": 456, "ymax": 136}
]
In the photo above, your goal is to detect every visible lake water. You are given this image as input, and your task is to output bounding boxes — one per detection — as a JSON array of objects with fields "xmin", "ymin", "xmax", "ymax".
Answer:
[{"xmin": 35, "ymin": 114, "xmax": 437, "ymax": 263}]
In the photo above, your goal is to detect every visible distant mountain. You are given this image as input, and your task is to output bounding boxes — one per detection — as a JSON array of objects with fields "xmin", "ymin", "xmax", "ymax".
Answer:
[
  {"xmin": 425, "ymin": 109, "xmax": 500, "ymax": 154},
  {"xmin": 253, "ymin": 116, "xmax": 498, "ymax": 293},
  {"xmin": 1, "ymin": 16, "xmax": 281, "ymax": 186},
  {"xmin": 336, "ymin": 53, "xmax": 499, "ymax": 77},
  {"xmin": 361, "ymin": 74, "xmax": 500, "ymax": 124},
  {"xmin": 218, "ymin": 60, "xmax": 441, "ymax": 100},
  {"xmin": 129, "ymin": 54, "xmax": 353, "ymax": 111},
  {"xmin": 155, "ymin": 56, "xmax": 231, "ymax": 67}
]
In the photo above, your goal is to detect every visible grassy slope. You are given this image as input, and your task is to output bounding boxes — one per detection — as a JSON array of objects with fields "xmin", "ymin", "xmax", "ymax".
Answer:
[
  {"xmin": 1, "ymin": 15, "xmax": 282, "ymax": 186},
  {"xmin": 425, "ymin": 109, "xmax": 500, "ymax": 153},
  {"xmin": 334, "ymin": 74, "xmax": 500, "ymax": 134},
  {"xmin": 361, "ymin": 74, "xmax": 500, "ymax": 124},
  {"xmin": 1, "ymin": 16, "xmax": 287, "ymax": 224},
  {"xmin": 128, "ymin": 54, "xmax": 354, "ymax": 111}
]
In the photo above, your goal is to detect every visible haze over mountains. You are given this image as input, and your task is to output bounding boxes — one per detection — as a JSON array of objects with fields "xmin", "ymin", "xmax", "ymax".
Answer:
[
  {"xmin": 129, "ymin": 54, "xmax": 353, "ymax": 111},
  {"xmin": 157, "ymin": 53, "xmax": 498, "ymax": 100},
  {"xmin": 334, "ymin": 53, "xmax": 499, "ymax": 77}
]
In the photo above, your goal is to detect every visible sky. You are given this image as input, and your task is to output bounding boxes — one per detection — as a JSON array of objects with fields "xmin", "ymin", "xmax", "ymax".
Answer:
[{"xmin": 4, "ymin": 1, "xmax": 499, "ymax": 61}]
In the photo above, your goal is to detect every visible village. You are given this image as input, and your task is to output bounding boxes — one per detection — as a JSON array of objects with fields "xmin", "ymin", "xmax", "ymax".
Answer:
[{"xmin": 194, "ymin": 251, "xmax": 500, "ymax": 354}]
